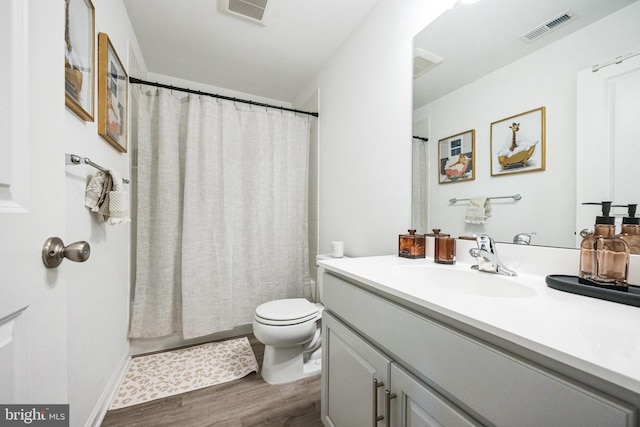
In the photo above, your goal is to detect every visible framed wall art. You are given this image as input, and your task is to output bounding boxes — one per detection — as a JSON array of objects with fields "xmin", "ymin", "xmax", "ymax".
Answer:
[
  {"xmin": 97, "ymin": 32, "xmax": 128, "ymax": 153},
  {"xmin": 64, "ymin": 0, "xmax": 95, "ymax": 121},
  {"xmin": 490, "ymin": 107, "xmax": 545, "ymax": 176},
  {"xmin": 438, "ymin": 129, "xmax": 475, "ymax": 184}
]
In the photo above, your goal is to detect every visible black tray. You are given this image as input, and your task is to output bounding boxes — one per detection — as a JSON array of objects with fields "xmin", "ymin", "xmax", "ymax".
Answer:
[{"xmin": 546, "ymin": 275, "xmax": 640, "ymax": 308}]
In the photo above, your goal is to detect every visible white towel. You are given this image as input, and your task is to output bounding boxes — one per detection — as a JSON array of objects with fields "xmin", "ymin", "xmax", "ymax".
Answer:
[
  {"xmin": 465, "ymin": 197, "xmax": 492, "ymax": 224},
  {"xmin": 106, "ymin": 168, "xmax": 130, "ymax": 225},
  {"xmin": 85, "ymin": 169, "xmax": 130, "ymax": 225}
]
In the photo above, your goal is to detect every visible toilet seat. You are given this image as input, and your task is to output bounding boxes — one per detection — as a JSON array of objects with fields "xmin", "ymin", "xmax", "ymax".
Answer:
[{"xmin": 255, "ymin": 298, "xmax": 320, "ymax": 326}]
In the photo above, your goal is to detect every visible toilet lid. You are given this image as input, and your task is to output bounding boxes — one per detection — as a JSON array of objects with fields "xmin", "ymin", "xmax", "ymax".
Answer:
[{"xmin": 255, "ymin": 298, "xmax": 319, "ymax": 322}]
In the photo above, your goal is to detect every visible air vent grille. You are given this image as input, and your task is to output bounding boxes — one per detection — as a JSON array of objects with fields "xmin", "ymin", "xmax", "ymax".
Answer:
[
  {"xmin": 220, "ymin": 0, "xmax": 268, "ymax": 24},
  {"xmin": 546, "ymin": 13, "xmax": 572, "ymax": 29},
  {"xmin": 519, "ymin": 9, "xmax": 576, "ymax": 43},
  {"xmin": 414, "ymin": 48, "xmax": 443, "ymax": 78}
]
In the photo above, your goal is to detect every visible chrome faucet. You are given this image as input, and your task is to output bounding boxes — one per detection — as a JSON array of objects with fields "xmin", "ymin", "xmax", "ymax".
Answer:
[{"xmin": 469, "ymin": 234, "xmax": 517, "ymax": 276}]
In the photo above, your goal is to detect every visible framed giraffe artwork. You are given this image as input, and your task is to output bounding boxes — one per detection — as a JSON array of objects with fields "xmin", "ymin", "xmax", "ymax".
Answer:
[{"xmin": 490, "ymin": 107, "xmax": 546, "ymax": 176}]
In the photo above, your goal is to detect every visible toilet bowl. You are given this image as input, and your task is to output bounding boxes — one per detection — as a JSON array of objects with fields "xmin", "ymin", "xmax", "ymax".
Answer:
[
  {"xmin": 253, "ymin": 298, "xmax": 323, "ymax": 384},
  {"xmin": 252, "ymin": 254, "xmax": 346, "ymax": 384}
]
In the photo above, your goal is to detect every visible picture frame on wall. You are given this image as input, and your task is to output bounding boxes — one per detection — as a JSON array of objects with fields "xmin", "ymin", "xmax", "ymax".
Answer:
[
  {"xmin": 97, "ymin": 32, "xmax": 128, "ymax": 153},
  {"xmin": 490, "ymin": 107, "xmax": 546, "ymax": 176},
  {"xmin": 438, "ymin": 129, "xmax": 475, "ymax": 184},
  {"xmin": 64, "ymin": 0, "xmax": 95, "ymax": 121}
]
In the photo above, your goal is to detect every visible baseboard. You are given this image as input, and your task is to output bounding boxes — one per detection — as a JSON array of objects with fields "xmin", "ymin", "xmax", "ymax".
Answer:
[{"xmin": 88, "ymin": 349, "xmax": 131, "ymax": 427}]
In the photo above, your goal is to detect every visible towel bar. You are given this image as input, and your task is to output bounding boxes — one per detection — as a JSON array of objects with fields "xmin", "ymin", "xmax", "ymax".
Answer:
[
  {"xmin": 449, "ymin": 194, "xmax": 521, "ymax": 204},
  {"xmin": 66, "ymin": 153, "xmax": 130, "ymax": 184}
]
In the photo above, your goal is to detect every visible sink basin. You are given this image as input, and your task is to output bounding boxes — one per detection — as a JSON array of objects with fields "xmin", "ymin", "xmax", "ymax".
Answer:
[{"xmin": 393, "ymin": 265, "xmax": 537, "ymax": 298}]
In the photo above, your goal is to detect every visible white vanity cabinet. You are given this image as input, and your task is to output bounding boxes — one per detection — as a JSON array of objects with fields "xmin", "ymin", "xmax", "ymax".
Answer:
[
  {"xmin": 322, "ymin": 312, "xmax": 478, "ymax": 426},
  {"xmin": 321, "ymin": 271, "xmax": 637, "ymax": 427}
]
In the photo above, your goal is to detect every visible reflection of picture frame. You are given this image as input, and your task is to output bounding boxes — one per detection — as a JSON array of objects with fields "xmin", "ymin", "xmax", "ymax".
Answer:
[
  {"xmin": 64, "ymin": 0, "xmax": 95, "ymax": 121},
  {"xmin": 438, "ymin": 130, "xmax": 475, "ymax": 184},
  {"xmin": 490, "ymin": 107, "xmax": 545, "ymax": 176},
  {"xmin": 97, "ymin": 32, "xmax": 128, "ymax": 153}
]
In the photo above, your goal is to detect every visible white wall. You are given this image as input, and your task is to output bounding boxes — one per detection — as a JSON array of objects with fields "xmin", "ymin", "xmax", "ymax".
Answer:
[
  {"xmin": 50, "ymin": 1, "xmax": 640, "ymax": 423},
  {"xmin": 414, "ymin": 3, "xmax": 640, "ymax": 248},
  {"xmin": 64, "ymin": 1, "xmax": 145, "ymax": 424},
  {"xmin": 295, "ymin": 0, "xmax": 450, "ymax": 257}
]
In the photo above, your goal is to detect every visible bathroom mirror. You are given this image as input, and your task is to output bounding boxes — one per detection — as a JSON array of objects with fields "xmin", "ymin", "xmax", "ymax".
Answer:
[{"xmin": 412, "ymin": 0, "xmax": 639, "ymax": 249}]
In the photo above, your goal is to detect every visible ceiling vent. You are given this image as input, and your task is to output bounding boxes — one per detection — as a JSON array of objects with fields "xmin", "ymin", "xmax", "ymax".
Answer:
[
  {"xmin": 519, "ymin": 9, "xmax": 576, "ymax": 43},
  {"xmin": 219, "ymin": 0, "xmax": 268, "ymax": 24},
  {"xmin": 414, "ymin": 48, "xmax": 443, "ymax": 78}
]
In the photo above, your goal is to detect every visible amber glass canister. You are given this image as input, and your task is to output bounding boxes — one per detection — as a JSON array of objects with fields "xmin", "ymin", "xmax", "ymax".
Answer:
[
  {"xmin": 399, "ymin": 229, "xmax": 426, "ymax": 259},
  {"xmin": 435, "ymin": 235, "xmax": 456, "ymax": 264}
]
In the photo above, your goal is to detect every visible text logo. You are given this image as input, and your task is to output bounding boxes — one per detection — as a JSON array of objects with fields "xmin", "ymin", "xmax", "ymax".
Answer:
[{"xmin": 1, "ymin": 405, "xmax": 69, "ymax": 426}]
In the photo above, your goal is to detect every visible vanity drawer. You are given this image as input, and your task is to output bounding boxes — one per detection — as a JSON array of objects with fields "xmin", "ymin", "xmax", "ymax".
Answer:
[{"xmin": 323, "ymin": 272, "xmax": 636, "ymax": 426}]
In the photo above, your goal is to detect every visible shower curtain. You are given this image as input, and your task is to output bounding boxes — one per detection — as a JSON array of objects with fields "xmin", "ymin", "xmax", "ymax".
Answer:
[{"xmin": 129, "ymin": 88, "xmax": 311, "ymax": 339}]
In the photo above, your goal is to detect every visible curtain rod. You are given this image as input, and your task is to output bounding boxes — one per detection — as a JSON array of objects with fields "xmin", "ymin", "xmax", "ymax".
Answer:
[
  {"xmin": 129, "ymin": 77, "xmax": 319, "ymax": 117},
  {"xmin": 413, "ymin": 135, "xmax": 429, "ymax": 142},
  {"xmin": 592, "ymin": 50, "xmax": 640, "ymax": 72}
]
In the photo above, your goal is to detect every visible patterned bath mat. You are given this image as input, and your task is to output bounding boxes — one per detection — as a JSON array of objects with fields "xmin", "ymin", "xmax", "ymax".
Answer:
[{"xmin": 110, "ymin": 337, "xmax": 259, "ymax": 409}]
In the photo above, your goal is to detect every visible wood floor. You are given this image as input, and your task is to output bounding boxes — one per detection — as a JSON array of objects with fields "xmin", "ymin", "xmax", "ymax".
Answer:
[{"xmin": 101, "ymin": 335, "xmax": 323, "ymax": 427}]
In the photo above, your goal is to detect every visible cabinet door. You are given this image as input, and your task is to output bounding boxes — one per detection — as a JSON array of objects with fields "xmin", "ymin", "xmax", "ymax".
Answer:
[
  {"xmin": 322, "ymin": 312, "xmax": 392, "ymax": 427},
  {"xmin": 390, "ymin": 364, "xmax": 480, "ymax": 427}
]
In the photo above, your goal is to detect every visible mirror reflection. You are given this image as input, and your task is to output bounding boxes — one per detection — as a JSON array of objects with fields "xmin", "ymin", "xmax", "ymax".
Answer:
[{"xmin": 412, "ymin": 0, "xmax": 640, "ymax": 249}]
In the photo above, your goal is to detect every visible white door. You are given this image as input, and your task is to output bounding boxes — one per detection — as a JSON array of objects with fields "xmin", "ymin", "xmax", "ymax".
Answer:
[
  {"xmin": 0, "ymin": 0, "xmax": 68, "ymax": 405},
  {"xmin": 576, "ymin": 55, "xmax": 640, "ymax": 246}
]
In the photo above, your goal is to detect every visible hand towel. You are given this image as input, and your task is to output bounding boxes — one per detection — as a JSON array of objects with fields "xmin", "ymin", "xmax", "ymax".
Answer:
[
  {"xmin": 106, "ymin": 168, "xmax": 131, "ymax": 225},
  {"xmin": 465, "ymin": 197, "xmax": 492, "ymax": 224},
  {"xmin": 85, "ymin": 169, "xmax": 129, "ymax": 225},
  {"xmin": 85, "ymin": 170, "xmax": 107, "ymax": 211},
  {"xmin": 96, "ymin": 171, "xmax": 113, "ymax": 221}
]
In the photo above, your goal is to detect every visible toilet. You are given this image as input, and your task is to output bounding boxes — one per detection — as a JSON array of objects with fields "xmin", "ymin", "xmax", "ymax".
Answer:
[
  {"xmin": 253, "ymin": 298, "xmax": 323, "ymax": 384},
  {"xmin": 252, "ymin": 254, "xmax": 341, "ymax": 384}
]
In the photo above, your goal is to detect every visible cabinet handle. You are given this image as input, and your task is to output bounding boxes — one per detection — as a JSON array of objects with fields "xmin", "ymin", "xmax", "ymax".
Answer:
[
  {"xmin": 373, "ymin": 378, "xmax": 385, "ymax": 425},
  {"xmin": 384, "ymin": 389, "xmax": 397, "ymax": 427}
]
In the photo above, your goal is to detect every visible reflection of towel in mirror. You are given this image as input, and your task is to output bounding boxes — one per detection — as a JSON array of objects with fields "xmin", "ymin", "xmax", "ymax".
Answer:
[{"xmin": 465, "ymin": 197, "xmax": 492, "ymax": 224}]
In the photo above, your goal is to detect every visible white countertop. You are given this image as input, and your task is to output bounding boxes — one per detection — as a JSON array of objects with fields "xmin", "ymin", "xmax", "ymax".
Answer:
[{"xmin": 318, "ymin": 255, "xmax": 640, "ymax": 394}]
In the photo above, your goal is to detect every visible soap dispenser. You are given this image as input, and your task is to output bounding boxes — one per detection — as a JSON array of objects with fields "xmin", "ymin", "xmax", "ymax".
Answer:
[
  {"xmin": 579, "ymin": 202, "xmax": 629, "ymax": 290},
  {"xmin": 616, "ymin": 204, "xmax": 640, "ymax": 255}
]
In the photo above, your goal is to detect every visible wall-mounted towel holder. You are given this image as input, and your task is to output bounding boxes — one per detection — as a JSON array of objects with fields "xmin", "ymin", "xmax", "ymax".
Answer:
[
  {"xmin": 449, "ymin": 194, "xmax": 521, "ymax": 204},
  {"xmin": 66, "ymin": 153, "xmax": 130, "ymax": 184}
]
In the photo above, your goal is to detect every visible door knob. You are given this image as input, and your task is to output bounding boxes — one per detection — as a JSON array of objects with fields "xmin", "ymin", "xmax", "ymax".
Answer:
[{"xmin": 42, "ymin": 237, "xmax": 91, "ymax": 268}]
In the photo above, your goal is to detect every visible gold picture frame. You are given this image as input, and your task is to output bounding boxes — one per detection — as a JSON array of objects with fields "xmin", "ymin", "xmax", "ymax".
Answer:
[
  {"xmin": 97, "ymin": 32, "xmax": 128, "ymax": 153},
  {"xmin": 64, "ymin": 0, "xmax": 95, "ymax": 121},
  {"xmin": 490, "ymin": 107, "xmax": 545, "ymax": 176},
  {"xmin": 438, "ymin": 129, "xmax": 475, "ymax": 184}
]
